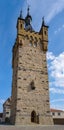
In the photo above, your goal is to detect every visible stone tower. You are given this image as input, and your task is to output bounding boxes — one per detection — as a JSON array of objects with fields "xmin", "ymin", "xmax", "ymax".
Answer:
[{"xmin": 11, "ymin": 7, "xmax": 53, "ymax": 125}]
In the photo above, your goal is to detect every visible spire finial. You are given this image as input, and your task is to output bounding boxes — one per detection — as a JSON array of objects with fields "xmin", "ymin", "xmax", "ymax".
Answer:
[
  {"xmin": 20, "ymin": 10, "xmax": 23, "ymax": 19},
  {"xmin": 27, "ymin": 5, "xmax": 30, "ymax": 15}
]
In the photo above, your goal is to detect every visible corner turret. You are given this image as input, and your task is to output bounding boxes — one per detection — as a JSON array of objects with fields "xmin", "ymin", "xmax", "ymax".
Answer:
[
  {"xmin": 40, "ymin": 17, "xmax": 49, "ymax": 52},
  {"xmin": 16, "ymin": 10, "xmax": 25, "ymax": 35}
]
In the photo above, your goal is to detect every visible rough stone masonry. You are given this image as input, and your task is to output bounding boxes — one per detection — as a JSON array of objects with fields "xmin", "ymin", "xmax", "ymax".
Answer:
[{"xmin": 10, "ymin": 7, "xmax": 53, "ymax": 125}]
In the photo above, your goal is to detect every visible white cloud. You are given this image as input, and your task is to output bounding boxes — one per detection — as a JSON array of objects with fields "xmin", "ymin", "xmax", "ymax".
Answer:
[
  {"xmin": 51, "ymin": 99, "xmax": 64, "ymax": 103},
  {"xmin": 0, "ymin": 98, "xmax": 5, "ymax": 112},
  {"xmin": 47, "ymin": 52, "xmax": 55, "ymax": 60},
  {"xmin": 47, "ymin": 52, "xmax": 64, "ymax": 88},
  {"xmin": 46, "ymin": 0, "xmax": 64, "ymax": 22},
  {"xmin": 0, "ymin": 99, "xmax": 5, "ymax": 104},
  {"xmin": 54, "ymin": 24, "xmax": 64, "ymax": 34},
  {"xmin": 50, "ymin": 87, "xmax": 64, "ymax": 94},
  {"xmin": 50, "ymin": 99, "xmax": 64, "ymax": 110},
  {"xmin": 50, "ymin": 103, "xmax": 64, "ymax": 110},
  {"xmin": 50, "ymin": 80, "xmax": 64, "ymax": 88}
]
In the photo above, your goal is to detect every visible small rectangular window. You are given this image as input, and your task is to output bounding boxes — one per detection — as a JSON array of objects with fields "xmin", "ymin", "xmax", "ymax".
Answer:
[
  {"xmin": 20, "ymin": 24, "xmax": 22, "ymax": 28},
  {"xmin": 44, "ymin": 31, "xmax": 47, "ymax": 35},
  {"xmin": 52, "ymin": 112, "xmax": 55, "ymax": 116},
  {"xmin": 16, "ymin": 110, "xmax": 21, "ymax": 112},
  {"xmin": 58, "ymin": 112, "xmax": 60, "ymax": 116},
  {"xmin": 31, "ymin": 81, "xmax": 35, "ymax": 90},
  {"xmin": 6, "ymin": 112, "xmax": 9, "ymax": 114}
]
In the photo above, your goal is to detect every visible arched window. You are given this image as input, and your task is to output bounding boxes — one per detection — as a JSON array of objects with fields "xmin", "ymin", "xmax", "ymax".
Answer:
[
  {"xmin": 28, "ymin": 81, "xmax": 35, "ymax": 92},
  {"xmin": 30, "ymin": 81, "xmax": 35, "ymax": 90},
  {"xmin": 31, "ymin": 111, "xmax": 36, "ymax": 123},
  {"xmin": 31, "ymin": 111, "xmax": 39, "ymax": 124}
]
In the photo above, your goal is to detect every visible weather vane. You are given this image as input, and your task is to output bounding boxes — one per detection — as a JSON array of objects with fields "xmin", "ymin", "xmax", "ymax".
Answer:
[
  {"xmin": 27, "ymin": 5, "xmax": 30, "ymax": 15},
  {"xmin": 27, "ymin": 0, "xmax": 31, "ymax": 9}
]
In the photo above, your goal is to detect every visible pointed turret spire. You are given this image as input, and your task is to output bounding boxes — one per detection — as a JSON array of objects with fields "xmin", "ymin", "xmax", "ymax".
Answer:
[
  {"xmin": 39, "ymin": 17, "xmax": 49, "ymax": 33},
  {"xmin": 20, "ymin": 10, "xmax": 23, "ymax": 19},
  {"xmin": 41, "ymin": 17, "xmax": 49, "ymax": 27},
  {"xmin": 42, "ymin": 17, "xmax": 45, "ymax": 26}
]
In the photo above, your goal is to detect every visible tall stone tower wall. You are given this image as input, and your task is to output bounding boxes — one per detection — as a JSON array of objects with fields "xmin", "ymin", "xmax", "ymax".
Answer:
[{"xmin": 10, "ymin": 10, "xmax": 53, "ymax": 125}]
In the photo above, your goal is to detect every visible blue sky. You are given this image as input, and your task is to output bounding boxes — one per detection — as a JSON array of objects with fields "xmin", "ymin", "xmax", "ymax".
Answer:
[{"xmin": 0, "ymin": 0, "xmax": 64, "ymax": 112}]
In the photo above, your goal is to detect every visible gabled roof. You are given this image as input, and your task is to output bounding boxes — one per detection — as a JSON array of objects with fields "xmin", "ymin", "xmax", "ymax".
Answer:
[{"xmin": 3, "ymin": 97, "xmax": 11, "ymax": 106}]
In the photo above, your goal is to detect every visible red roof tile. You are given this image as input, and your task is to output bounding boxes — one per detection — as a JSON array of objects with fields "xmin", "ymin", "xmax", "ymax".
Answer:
[{"xmin": 50, "ymin": 108, "xmax": 63, "ymax": 112}]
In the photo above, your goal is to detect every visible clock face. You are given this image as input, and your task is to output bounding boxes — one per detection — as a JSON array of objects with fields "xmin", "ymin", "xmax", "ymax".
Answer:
[
  {"xmin": 29, "ymin": 42, "xmax": 32, "ymax": 46},
  {"xmin": 33, "ymin": 42, "xmax": 37, "ymax": 47}
]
